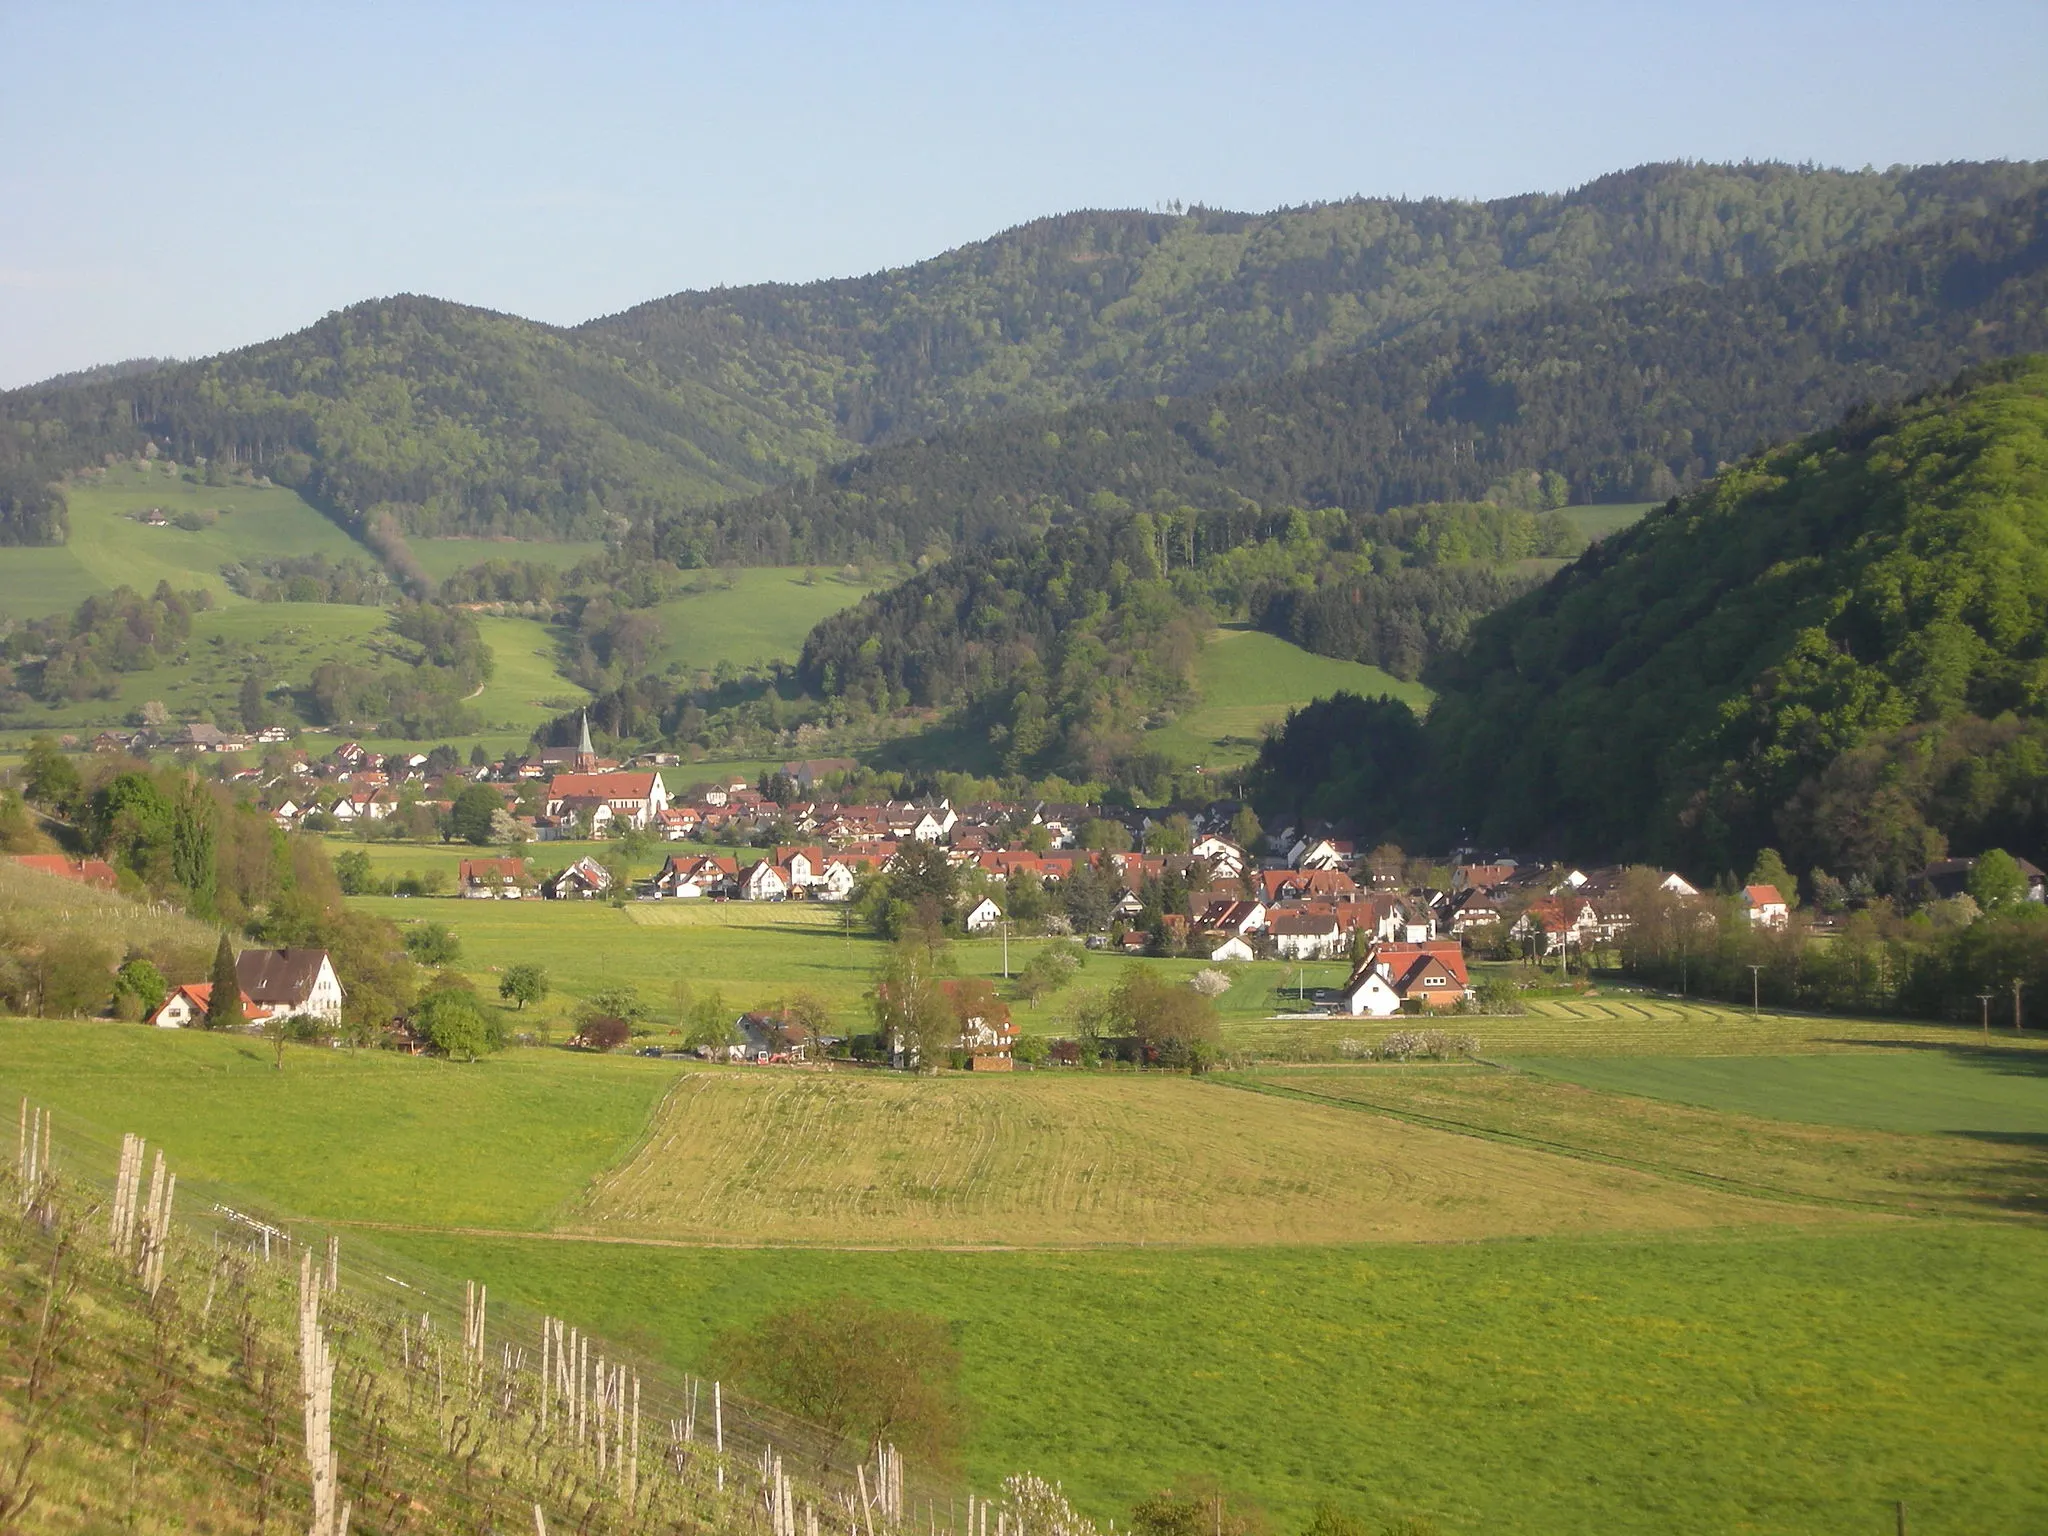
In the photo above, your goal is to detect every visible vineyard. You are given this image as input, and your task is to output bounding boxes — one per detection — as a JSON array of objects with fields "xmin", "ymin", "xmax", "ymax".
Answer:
[
  {"xmin": 570, "ymin": 1070, "xmax": 1805, "ymax": 1247},
  {"xmin": 0, "ymin": 1098, "xmax": 1074, "ymax": 1536}
]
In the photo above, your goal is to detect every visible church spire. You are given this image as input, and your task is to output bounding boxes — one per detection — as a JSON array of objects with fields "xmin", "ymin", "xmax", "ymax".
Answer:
[{"xmin": 575, "ymin": 710, "xmax": 597, "ymax": 772}]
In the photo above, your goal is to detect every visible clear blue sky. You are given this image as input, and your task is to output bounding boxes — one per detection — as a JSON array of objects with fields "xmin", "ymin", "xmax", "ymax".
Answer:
[{"xmin": 3, "ymin": 0, "xmax": 2043, "ymax": 387}]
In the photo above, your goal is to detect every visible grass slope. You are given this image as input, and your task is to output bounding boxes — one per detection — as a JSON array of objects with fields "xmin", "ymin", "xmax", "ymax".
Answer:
[
  {"xmin": 1519, "ymin": 1051, "xmax": 2048, "ymax": 1134},
  {"xmin": 1144, "ymin": 628, "xmax": 1431, "ymax": 767},
  {"xmin": 380, "ymin": 1223, "xmax": 2048, "ymax": 1534},
  {"xmin": 648, "ymin": 568, "xmax": 889, "ymax": 674},
  {"xmin": 0, "ymin": 1020, "xmax": 674, "ymax": 1228},
  {"xmin": 410, "ymin": 537, "xmax": 606, "ymax": 581},
  {"xmin": 0, "ymin": 464, "xmax": 363, "ymax": 621}
]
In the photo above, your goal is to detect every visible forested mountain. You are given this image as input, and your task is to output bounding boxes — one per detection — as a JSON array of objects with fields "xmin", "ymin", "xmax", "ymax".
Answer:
[
  {"xmin": 4, "ymin": 160, "xmax": 2042, "ymax": 547},
  {"xmin": 592, "ymin": 161, "xmax": 2045, "ymax": 445},
  {"xmin": 667, "ymin": 183, "xmax": 2048, "ymax": 565},
  {"xmin": 1355, "ymin": 356, "xmax": 2048, "ymax": 888}
]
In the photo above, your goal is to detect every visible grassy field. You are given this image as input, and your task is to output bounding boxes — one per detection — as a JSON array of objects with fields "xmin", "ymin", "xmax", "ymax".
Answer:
[
  {"xmin": 411, "ymin": 536, "xmax": 607, "ymax": 581},
  {"xmin": 3, "ymin": 1019, "xmax": 2046, "ymax": 1530},
  {"xmin": 0, "ymin": 463, "xmax": 364, "ymax": 621},
  {"xmin": 648, "ymin": 567, "xmax": 888, "ymax": 674},
  {"xmin": 1519, "ymin": 1050, "xmax": 2048, "ymax": 1134},
  {"xmin": 1234, "ymin": 1058, "xmax": 2048, "ymax": 1219},
  {"xmin": 0, "ymin": 1020, "xmax": 674, "ymax": 1228},
  {"xmin": 1561, "ymin": 502, "xmax": 1655, "ymax": 542},
  {"xmin": 572, "ymin": 1068, "xmax": 1798, "ymax": 1246},
  {"xmin": 1145, "ymin": 627, "xmax": 1431, "ymax": 767},
  {"xmin": 377, "ymin": 1222, "xmax": 2048, "ymax": 1533}
]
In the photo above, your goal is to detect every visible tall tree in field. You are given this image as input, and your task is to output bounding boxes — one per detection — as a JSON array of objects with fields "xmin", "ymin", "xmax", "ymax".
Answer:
[
  {"xmin": 450, "ymin": 784, "xmax": 502, "ymax": 847},
  {"xmin": 205, "ymin": 933, "xmax": 246, "ymax": 1030},
  {"xmin": 871, "ymin": 942, "xmax": 954, "ymax": 1071}
]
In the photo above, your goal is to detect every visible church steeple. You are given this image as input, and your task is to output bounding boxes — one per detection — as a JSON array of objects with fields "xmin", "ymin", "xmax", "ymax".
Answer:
[{"xmin": 574, "ymin": 710, "xmax": 598, "ymax": 773}]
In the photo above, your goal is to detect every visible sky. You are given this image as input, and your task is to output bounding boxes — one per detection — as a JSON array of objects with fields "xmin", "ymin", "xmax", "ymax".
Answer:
[{"xmin": 2, "ymin": 0, "xmax": 2045, "ymax": 388}]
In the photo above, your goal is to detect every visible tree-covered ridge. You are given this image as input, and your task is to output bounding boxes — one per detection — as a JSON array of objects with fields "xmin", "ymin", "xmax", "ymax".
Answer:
[
  {"xmin": 657, "ymin": 184, "xmax": 2048, "ymax": 565},
  {"xmin": 5, "ymin": 161, "xmax": 2043, "ymax": 549},
  {"xmin": 1426, "ymin": 355, "xmax": 2048, "ymax": 880},
  {"xmin": 593, "ymin": 160, "xmax": 2048, "ymax": 447},
  {"xmin": 0, "ymin": 296, "xmax": 848, "ymax": 543}
]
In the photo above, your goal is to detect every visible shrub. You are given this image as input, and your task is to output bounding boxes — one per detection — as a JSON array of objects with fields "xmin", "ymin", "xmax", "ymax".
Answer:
[
  {"xmin": 412, "ymin": 987, "xmax": 506, "ymax": 1061},
  {"xmin": 403, "ymin": 922, "xmax": 461, "ymax": 966},
  {"xmin": 1188, "ymin": 968, "xmax": 1233, "ymax": 998},
  {"xmin": 578, "ymin": 1015, "xmax": 631, "ymax": 1051}
]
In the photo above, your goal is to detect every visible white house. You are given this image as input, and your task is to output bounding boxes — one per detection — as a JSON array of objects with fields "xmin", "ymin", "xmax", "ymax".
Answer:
[
  {"xmin": 740, "ymin": 861, "xmax": 790, "ymax": 901},
  {"xmin": 1191, "ymin": 835, "xmax": 1248, "ymax": 879},
  {"xmin": 964, "ymin": 897, "xmax": 1004, "ymax": 933},
  {"xmin": 1269, "ymin": 911, "xmax": 1345, "ymax": 960},
  {"xmin": 1208, "ymin": 935, "xmax": 1257, "ymax": 963},
  {"xmin": 815, "ymin": 861, "xmax": 859, "ymax": 902},
  {"xmin": 157, "ymin": 949, "xmax": 344, "ymax": 1027},
  {"xmin": 544, "ymin": 771, "xmax": 670, "ymax": 831},
  {"xmin": 1743, "ymin": 884, "xmax": 1790, "ymax": 930}
]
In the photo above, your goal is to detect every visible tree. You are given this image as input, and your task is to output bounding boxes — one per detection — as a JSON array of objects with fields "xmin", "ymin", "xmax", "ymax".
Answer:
[
  {"xmin": 205, "ymin": 933, "xmax": 245, "ymax": 1029},
  {"xmin": 1145, "ymin": 814, "xmax": 1193, "ymax": 855},
  {"xmin": 470, "ymin": 743, "xmax": 491, "ymax": 768},
  {"xmin": 333, "ymin": 848, "xmax": 374, "ymax": 895},
  {"xmin": 403, "ymin": 922, "xmax": 461, "ymax": 966},
  {"xmin": 114, "ymin": 956, "xmax": 167, "ymax": 1017},
  {"xmin": 1015, "ymin": 940, "xmax": 1084, "ymax": 1007},
  {"xmin": 1229, "ymin": 805, "xmax": 1263, "ymax": 853},
  {"xmin": 1109, "ymin": 970, "xmax": 1220, "ymax": 1069},
  {"xmin": 21, "ymin": 737, "xmax": 81, "ymax": 815},
  {"xmin": 1061, "ymin": 856, "xmax": 1118, "ymax": 934},
  {"xmin": 237, "ymin": 672, "xmax": 270, "ymax": 733},
  {"xmin": 498, "ymin": 963, "xmax": 549, "ymax": 1011},
  {"xmin": 1078, "ymin": 818, "xmax": 1132, "ymax": 852},
  {"xmin": 871, "ymin": 942, "xmax": 955, "ymax": 1071},
  {"xmin": 450, "ymin": 784, "xmax": 502, "ymax": 847},
  {"xmin": 578, "ymin": 1015, "xmax": 631, "ymax": 1051},
  {"xmin": 684, "ymin": 988, "xmax": 735, "ymax": 1053},
  {"xmin": 1969, "ymin": 849, "xmax": 2027, "ymax": 911},
  {"xmin": 1004, "ymin": 868, "xmax": 1048, "ymax": 923},
  {"xmin": 413, "ymin": 987, "xmax": 505, "ymax": 1061},
  {"xmin": 709, "ymin": 1295, "xmax": 964, "ymax": 1467}
]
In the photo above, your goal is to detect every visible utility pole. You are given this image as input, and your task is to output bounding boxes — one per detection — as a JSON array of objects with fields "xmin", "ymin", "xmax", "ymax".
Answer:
[
  {"xmin": 1747, "ymin": 964, "xmax": 1763, "ymax": 1017},
  {"xmin": 2015, "ymin": 978, "xmax": 2026, "ymax": 1034},
  {"xmin": 1978, "ymin": 992, "xmax": 1994, "ymax": 1042},
  {"xmin": 1002, "ymin": 920, "xmax": 1010, "ymax": 981}
]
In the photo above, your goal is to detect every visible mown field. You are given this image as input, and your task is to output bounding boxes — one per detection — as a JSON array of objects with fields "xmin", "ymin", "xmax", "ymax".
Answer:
[
  {"xmin": 1143, "ymin": 627, "xmax": 1430, "ymax": 767},
  {"xmin": 1, "ymin": 1017, "xmax": 2044, "ymax": 1531},
  {"xmin": 410, "ymin": 536, "xmax": 607, "ymax": 581}
]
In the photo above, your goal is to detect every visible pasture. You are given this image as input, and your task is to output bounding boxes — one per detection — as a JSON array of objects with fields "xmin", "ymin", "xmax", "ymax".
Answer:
[
  {"xmin": 1143, "ymin": 627, "xmax": 1430, "ymax": 767},
  {"xmin": 1519, "ymin": 1050, "xmax": 2048, "ymax": 1134},
  {"xmin": 0, "ymin": 462, "xmax": 364, "ymax": 620},
  {"xmin": 410, "ymin": 536, "xmax": 606, "ymax": 581},
  {"xmin": 646, "ymin": 566, "xmax": 888, "ymax": 674}
]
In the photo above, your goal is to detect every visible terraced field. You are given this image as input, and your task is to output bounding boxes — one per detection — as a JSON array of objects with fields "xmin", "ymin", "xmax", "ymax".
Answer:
[{"xmin": 573, "ymin": 1068, "xmax": 1808, "ymax": 1246}]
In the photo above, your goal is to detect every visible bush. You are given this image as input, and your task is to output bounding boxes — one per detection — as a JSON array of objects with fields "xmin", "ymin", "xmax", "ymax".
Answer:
[
  {"xmin": 578, "ymin": 1015, "xmax": 631, "ymax": 1051},
  {"xmin": 412, "ymin": 988, "xmax": 506, "ymax": 1061},
  {"xmin": 1188, "ymin": 968, "xmax": 1233, "ymax": 998},
  {"xmin": 403, "ymin": 922, "xmax": 461, "ymax": 966}
]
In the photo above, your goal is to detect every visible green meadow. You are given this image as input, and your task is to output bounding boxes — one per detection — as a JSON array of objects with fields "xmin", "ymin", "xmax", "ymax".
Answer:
[
  {"xmin": 1559, "ymin": 501, "xmax": 1656, "ymax": 543},
  {"xmin": 1144, "ymin": 627, "xmax": 1431, "ymax": 767},
  {"xmin": 1521, "ymin": 1051, "xmax": 2048, "ymax": 1134},
  {"xmin": 648, "ymin": 567, "xmax": 890, "ymax": 674},
  {"xmin": 1, "ymin": 1015, "xmax": 2045, "ymax": 1531},
  {"xmin": 0, "ymin": 462, "xmax": 363, "ymax": 620},
  {"xmin": 410, "ymin": 537, "xmax": 607, "ymax": 581}
]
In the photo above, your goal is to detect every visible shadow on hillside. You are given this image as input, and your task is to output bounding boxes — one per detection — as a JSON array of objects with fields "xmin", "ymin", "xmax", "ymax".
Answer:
[{"xmin": 1817, "ymin": 1038, "xmax": 2048, "ymax": 1079}]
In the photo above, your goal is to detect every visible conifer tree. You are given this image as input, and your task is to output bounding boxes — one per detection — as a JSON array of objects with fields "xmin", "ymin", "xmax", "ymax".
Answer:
[{"xmin": 206, "ymin": 933, "xmax": 246, "ymax": 1030}]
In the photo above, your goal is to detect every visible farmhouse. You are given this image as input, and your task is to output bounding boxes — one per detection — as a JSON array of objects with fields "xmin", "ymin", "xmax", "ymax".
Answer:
[
  {"xmin": 149, "ymin": 982, "xmax": 262, "ymax": 1029},
  {"xmin": 1340, "ymin": 941, "xmax": 1470, "ymax": 1015},
  {"xmin": 1742, "ymin": 884, "xmax": 1790, "ymax": 930},
  {"xmin": 238, "ymin": 948, "xmax": 345, "ymax": 1023},
  {"xmin": 541, "ymin": 857, "xmax": 613, "ymax": 900},
  {"xmin": 459, "ymin": 857, "xmax": 531, "ymax": 899},
  {"xmin": 964, "ymin": 896, "xmax": 1004, "ymax": 933}
]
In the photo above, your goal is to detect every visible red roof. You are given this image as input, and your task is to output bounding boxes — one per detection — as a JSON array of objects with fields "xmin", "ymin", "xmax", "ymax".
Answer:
[
  {"xmin": 1744, "ymin": 884, "xmax": 1787, "ymax": 907},
  {"xmin": 548, "ymin": 771, "xmax": 658, "ymax": 799},
  {"xmin": 9, "ymin": 855, "xmax": 118, "ymax": 889}
]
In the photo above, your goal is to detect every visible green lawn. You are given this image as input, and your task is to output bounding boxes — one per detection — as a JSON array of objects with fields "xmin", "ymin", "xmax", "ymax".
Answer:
[
  {"xmin": 410, "ymin": 537, "xmax": 606, "ymax": 581},
  {"xmin": 1145, "ymin": 628, "xmax": 1431, "ymax": 768},
  {"xmin": 0, "ymin": 463, "xmax": 365, "ymax": 621},
  {"xmin": 648, "ymin": 567, "xmax": 889, "ymax": 674},
  {"xmin": 1520, "ymin": 1050, "xmax": 2048, "ymax": 1134},
  {"xmin": 376, "ymin": 1223, "xmax": 2048, "ymax": 1534}
]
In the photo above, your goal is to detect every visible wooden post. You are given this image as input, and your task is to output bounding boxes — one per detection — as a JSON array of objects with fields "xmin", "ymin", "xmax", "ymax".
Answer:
[{"xmin": 714, "ymin": 1379, "xmax": 724, "ymax": 1491}]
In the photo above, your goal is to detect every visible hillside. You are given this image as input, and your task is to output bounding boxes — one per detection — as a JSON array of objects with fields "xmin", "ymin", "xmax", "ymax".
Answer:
[
  {"xmin": 676, "ymin": 183, "xmax": 2048, "ymax": 565},
  {"xmin": 1419, "ymin": 355, "xmax": 2048, "ymax": 882},
  {"xmin": 4, "ymin": 161, "xmax": 2042, "ymax": 547}
]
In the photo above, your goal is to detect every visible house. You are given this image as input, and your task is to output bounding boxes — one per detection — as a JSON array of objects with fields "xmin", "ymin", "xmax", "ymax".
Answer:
[
  {"xmin": 1198, "ymin": 899, "xmax": 1267, "ymax": 937},
  {"xmin": 1451, "ymin": 861, "xmax": 1518, "ymax": 893},
  {"xmin": 773, "ymin": 847, "xmax": 829, "ymax": 890},
  {"xmin": 235, "ymin": 948, "xmax": 345, "ymax": 1023},
  {"xmin": 329, "ymin": 787, "xmax": 394, "ymax": 824},
  {"xmin": 541, "ymin": 857, "xmax": 613, "ymax": 900},
  {"xmin": 546, "ymin": 797, "xmax": 615, "ymax": 839},
  {"xmin": 964, "ymin": 897, "xmax": 1004, "ymax": 933},
  {"xmin": 1190, "ymin": 835, "xmax": 1248, "ymax": 880},
  {"xmin": 783, "ymin": 758, "xmax": 856, "ymax": 794},
  {"xmin": 1914, "ymin": 856, "xmax": 2048, "ymax": 904},
  {"xmin": 814, "ymin": 860, "xmax": 859, "ymax": 902},
  {"xmin": 7, "ymin": 855, "xmax": 119, "ymax": 890},
  {"xmin": 1340, "ymin": 942, "xmax": 1470, "ymax": 1015},
  {"xmin": 459, "ymin": 857, "xmax": 531, "ymax": 899},
  {"xmin": 1291, "ymin": 837, "xmax": 1357, "ymax": 872},
  {"xmin": 739, "ymin": 861, "xmax": 791, "ymax": 902},
  {"xmin": 149, "ymin": 983, "xmax": 265, "ymax": 1029},
  {"xmin": 543, "ymin": 770, "xmax": 670, "ymax": 831},
  {"xmin": 647, "ymin": 853, "xmax": 737, "ymax": 899},
  {"xmin": 1208, "ymin": 935, "xmax": 1257, "ymax": 963},
  {"xmin": 1742, "ymin": 884, "xmax": 1790, "ymax": 930},
  {"xmin": 1510, "ymin": 895, "xmax": 1602, "ymax": 954},
  {"xmin": 1269, "ymin": 910, "xmax": 1346, "ymax": 961}
]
